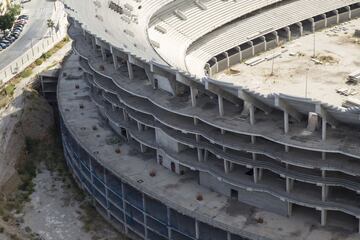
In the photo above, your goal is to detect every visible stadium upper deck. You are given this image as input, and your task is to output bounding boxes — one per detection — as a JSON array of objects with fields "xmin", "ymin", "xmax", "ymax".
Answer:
[{"xmin": 61, "ymin": 1, "xmax": 360, "ymax": 238}]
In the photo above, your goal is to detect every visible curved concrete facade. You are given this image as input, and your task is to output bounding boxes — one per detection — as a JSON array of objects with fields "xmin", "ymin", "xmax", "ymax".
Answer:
[{"xmin": 60, "ymin": 1, "xmax": 360, "ymax": 239}]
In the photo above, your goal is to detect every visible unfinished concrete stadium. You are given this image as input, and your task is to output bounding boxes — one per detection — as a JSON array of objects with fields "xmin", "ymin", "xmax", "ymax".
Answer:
[{"xmin": 59, "ymin": 0, "xmax": 360, "ymax": 239}]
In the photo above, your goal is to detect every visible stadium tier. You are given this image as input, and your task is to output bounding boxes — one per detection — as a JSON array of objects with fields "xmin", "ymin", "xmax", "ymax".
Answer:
[{"xmin": 60, "ymin": 0, "xmax": 360, "ymax": 239}]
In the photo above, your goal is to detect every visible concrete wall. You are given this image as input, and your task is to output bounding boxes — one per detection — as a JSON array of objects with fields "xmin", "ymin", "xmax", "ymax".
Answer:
[
  {"xmin": 154, "ymin": 74, "xmax": 174, "ymax": 95},
  {"xmin": 199, "ymin": 172, "xmax": 288, "ymax": 216}
]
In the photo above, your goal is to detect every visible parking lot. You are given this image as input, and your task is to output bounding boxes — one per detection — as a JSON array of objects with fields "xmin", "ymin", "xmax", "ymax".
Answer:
[{"xmin": 0, "ymin": 14, "xmax": 29, "ymax": 51}]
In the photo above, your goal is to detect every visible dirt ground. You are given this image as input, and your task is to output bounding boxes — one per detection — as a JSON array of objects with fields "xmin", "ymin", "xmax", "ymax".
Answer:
[
  {"xmin": 215, "ymin": 18, "xmax": 360, "ymax": 107},
  {"xmin": 0, "ymin": 40, "xmax": 127, "ymax": 240}
]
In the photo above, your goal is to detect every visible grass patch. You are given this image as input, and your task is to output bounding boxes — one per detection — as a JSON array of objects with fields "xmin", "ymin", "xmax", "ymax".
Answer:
[{"xmin": 19, "ymin": 68, "xmax": 33, "ymax": 78}]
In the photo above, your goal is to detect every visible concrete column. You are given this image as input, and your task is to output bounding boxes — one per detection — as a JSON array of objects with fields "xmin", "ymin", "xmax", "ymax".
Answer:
[
  {"xmin": 322, "ymin": 184, "xmax": 328, "ymax": 201},
  {"xmin": 100, "ymin": 46, "xmax": 106, "ymax": 61},
  {"xmin": 274, "ymin": 31, "xmax": 279, "ymax": 45},
  {"xmin": 137, "ymin": 122, "xmax": 143, "ymax": 132},
  {"xmin": 249, "ymin": 103, "xmax": 255, "ymax": 125},
  {"xmin": 322, "ymin": 14, "xmax": 328, "ymax": 27},
  {"xmin": 252, "ymin": 153, "xmax": 257, "ymax": 160},
  {"xmin": 194, "ymin": 117, "xmax": 198, "ymax": 126},
  {"xmin": 322, "ymin": 152, "xmax": 326, "ymax": 160},
  {"xmin": 126, "ymin": 130, "xmax": 130, "ymax": 141},
  {"xmin": 190, "ymin": 86, "xmax": 198, "ymax": 107},
  {"xmin": 347, "ymin": 6, "xmax": 351, "ymax": 19},
  {"xmin": 227, "ymin": 232, "xmax": 231, "ymax": 240},
  {"xmin": 197, "ymin": 148, "xmax": 203, "ymax": 162},
  {"xmin": 195, "ymin": 134, "xmax": 200, "ymax": 143},
  {"xmin": 121, "ymin": 182, "xmax": 129, "ymax": 234},
  {"xmin": 127, "ymin": 61, "xmax": 134, "ymax": 80},
  {"xmin": 224, "ymin": 160, "xmax": 229, "ymax": 174},
  {"xmin": 238, "ymin": 46, "xmax": 243, "ymax": 62},
  {"xmin": 229, "ymin": 162, "xmax": 234, "ymax": 172},
  {"xmin": 112, "ymin": 54, "xmax": 119, "ymax": 70},
  {"xmin": 258, "ymin": 168, "xmax": 263, "ymax": 181},
  {"xmin": 195, "ymin": 220, "xmax": 200, "ymax": 239},
  {"xmin": 204, "ymin": 150, "xmax": 208, "ymax": 162},
  {"xmin": 321, "ymin": 209, "xmax": 327, "ymax": 226},
  {"xmin": 285, "ymin": 26, "xmax": 291, "ymax": 41},
  {"xmin": 91, "ymin": 37, "xmax": 96, "ymax": 50},
  {"xmin": 285, "ymin": 145, "xmax": 289, "ymax": 152},
  {"xmin": 167, "ymin": 207, "xmax": 172, "ymax": 239},
  {"xmin": 284, "ymin": 111, "xmax": 289, "ymax": 134},
  {"xmin": 321, "ymin": 170, "xmax": 326, "ymax": 178},
  {"xmin": 335, "ymin": 10, "xmax": 339, "ymax": 24},
  {"xmin": 261, "ymin": 36, "xmax": 267, "ymax": 51},
  {"xmin": 296, "ymin": 22, "xmax": 303, "ymax": 36},
  {"xmin": 286, "ymin": 178, "xmax": 293, "ymax": 193},
  {"xmin": 140, "ymin": 143, "xmax": 146, "ymax": 153},
  {"xmin": 253, "ymin": 167, "xmax": 258, "ymax": 183},
  {"xmin": 251, "ymin": 135, "xmax": 256, "ymax": 144},
  {"xmin": 221, "ymin": 129, "xmax": 225, "ymax": 134},
  {"xmin": 123, "ymin": 109, "xmax": 129, "ymax": 121},
  {"xmin": 287, "ymin": 202, "xmax": 293, "ymax": 217},
  {"xmin": 249, "ymin": 41, "xmax": 255, "ymax": 56},
  {"xmin": 104, "ymin": 171, "xmax": 111, "ymax": 218},
  {"xmin": 218, "ymin": 95, "xmax": 224, "ymax": 117},
  {"xmin": 142, "ymin": 193, "xmax": 148, "ymax": 239},
  {"xmin": 322, "ymin": 117, "xmax": 327, "ymax": 141},
  {"xmin": 310, "ymin": 18, "xmax": 315, "ymax": 33}
]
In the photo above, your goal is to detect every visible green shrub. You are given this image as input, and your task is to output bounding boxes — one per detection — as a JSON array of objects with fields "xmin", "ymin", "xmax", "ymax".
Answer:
[
  {"xmin": 20, "ymin": 68, "xmax": 33, "ymax": 78},
  {"xmin": 4, "ymin": 84, "xmax": 15, "ymax": 96},
  {"xmin": 35, "ymin": 58, "xmax": 44, "ymax": 66}
]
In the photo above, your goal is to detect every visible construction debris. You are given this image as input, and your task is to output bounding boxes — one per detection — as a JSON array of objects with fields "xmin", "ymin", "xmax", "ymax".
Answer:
[
  {"xmin": 342, "ymin": 97, "xmax": 360, "ymax": 108},
  {"xmin": 347, "ymin": 70, "xmax": 360, "ymax": 83},
  {"xmin": 336, "ymin": 88, "xmax": 358, "ymax": 96}
]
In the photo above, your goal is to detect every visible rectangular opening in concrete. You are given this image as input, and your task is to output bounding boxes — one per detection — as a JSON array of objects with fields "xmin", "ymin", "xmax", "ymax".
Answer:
[
  {"xmin": 327, "ymin": 210, "xmax": 358, "ymax": 233},
  {"xmin": 292, "ymin": 204, "xmax": 320, "ymax": 224}
]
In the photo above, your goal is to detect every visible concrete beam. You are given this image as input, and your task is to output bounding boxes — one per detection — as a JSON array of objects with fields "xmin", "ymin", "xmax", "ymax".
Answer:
[
  {"xmin": 239, "ymin": 89, "xmax": 272, "ymax": 114},
  {"xmin": 205, "ymin": 81, "xmax": 243, "ymax": 105},
  {"xmin": 275, "ymin": 96, "xmax": 302, "ymax": 122},
  {"xmin": 315, "ymin": 104, "xmax": 338, "ymax": 128}
]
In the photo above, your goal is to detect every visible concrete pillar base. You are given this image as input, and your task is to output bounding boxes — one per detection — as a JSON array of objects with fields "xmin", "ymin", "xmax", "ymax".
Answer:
[
  {"xmin": 321, "ymin": 209, "xmax": 327, "ymax": 226},
  {"xmin": 287, "ymin": 202, "xmax": 293, "ymax": 217}
]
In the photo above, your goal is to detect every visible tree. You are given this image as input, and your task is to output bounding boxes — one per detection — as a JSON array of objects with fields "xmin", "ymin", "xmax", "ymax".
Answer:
[
  {"xmin": 8, "ymin": 4, "xmax": 21, "ymax": 17},
  {"xmin": 0, "ymin": 4, "xmax": 20, "ymax": 33},
  {"xmin": 47, "ymin": 19, "xmax": 55, "ymax": 36},
  {"xmin": 0, "ymin": 14, "xmax": 14, "ymax": 33}
]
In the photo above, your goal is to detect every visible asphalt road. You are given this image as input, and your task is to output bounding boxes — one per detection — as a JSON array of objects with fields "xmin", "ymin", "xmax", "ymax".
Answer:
[{"xmin": 0, "ymin": 0, "xmax": 54, "ymax": 69}]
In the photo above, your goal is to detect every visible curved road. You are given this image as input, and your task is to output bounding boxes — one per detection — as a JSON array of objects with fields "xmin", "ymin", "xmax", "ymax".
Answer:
[{"xmin": 0, "ymin": 0, "xmax": 54, "ymax": 69}]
